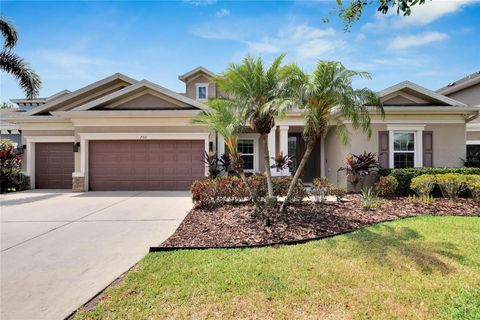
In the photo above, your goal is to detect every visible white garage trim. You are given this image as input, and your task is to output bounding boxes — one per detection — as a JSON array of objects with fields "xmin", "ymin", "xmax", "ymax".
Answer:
[
  {"xmin": 23, "ymin": 136, "xmax": 75, "ymax": 189},
  {"xmin": 76, "ymin": 132, "xmax": 211, "ymax": 191}
]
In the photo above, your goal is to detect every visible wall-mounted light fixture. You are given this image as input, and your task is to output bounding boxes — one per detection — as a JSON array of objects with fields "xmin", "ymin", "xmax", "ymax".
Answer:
[
  {"xmin": 16, "ymin": 144, "xmax": 26, "ymax": 155},
  {"xmin": 73, "ymin": 142, "xmax": 80, "ymax": 152}
]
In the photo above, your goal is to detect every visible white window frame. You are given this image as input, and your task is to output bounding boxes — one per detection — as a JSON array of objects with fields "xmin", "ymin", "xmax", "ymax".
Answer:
[
  {"xmin": 195, "ymin": 83, "xmax": 209, "ymax": 101},
  {"xmin": 237, "ymin": 134, "xmax": 259, "ymax": 172},
  {"xmin": 387, "ymin": 125, "xmax": 424, "ymax": 169}
]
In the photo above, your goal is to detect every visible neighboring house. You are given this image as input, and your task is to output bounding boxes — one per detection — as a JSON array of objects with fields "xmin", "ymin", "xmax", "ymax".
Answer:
[
  {"xmin": 9, "ymin": 68, "xmax": 480, "ymax": 191},
  {"xmin": 437, "ymin": 71, "xmax": 480, "ymax": 155},
  {"xmin": 0, "ymin": 90, "xmax": 71, "ymax": 146}
]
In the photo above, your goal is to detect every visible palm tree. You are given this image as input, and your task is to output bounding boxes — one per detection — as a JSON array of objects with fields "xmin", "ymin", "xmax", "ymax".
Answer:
[
  {"xmin": 279, "ymin": 61, "xmax": 383, "ymax": 212},
  {"xmin": 1, "ymin": 17, "xmax": 41, "ymax": 99},
  {"xmin": 191, "ymin": 99, "xmax": 260, "ymax": 211},
  {"xmin": 215, "ymin": 54, "xmax": 291, "ymax": 207}
]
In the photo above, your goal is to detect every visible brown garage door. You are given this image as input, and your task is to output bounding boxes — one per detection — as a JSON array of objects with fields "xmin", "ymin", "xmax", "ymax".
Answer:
[
  {"xmin": 35, "ymin": 143, "xmax": 74, "ymax": 189},
  {"xmin": 89, "ymin": 140, "xmax": 205, "ymax": 191}
]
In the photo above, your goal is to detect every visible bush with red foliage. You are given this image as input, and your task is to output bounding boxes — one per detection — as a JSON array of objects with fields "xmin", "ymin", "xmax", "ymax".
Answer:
[{"xmin": 0, "ymin": 139, "xmax": 24, "ymax": 193}]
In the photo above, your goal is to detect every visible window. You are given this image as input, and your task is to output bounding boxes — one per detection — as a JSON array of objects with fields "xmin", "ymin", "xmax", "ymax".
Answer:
[
  {"xmin": 393, "ymin": 132, "xmax": 415, "ymax": 168},
  {"xmin": 196, "ymin": 84, "xmax": 208, "ymax": 100},
  {"xmin": 237, "ymin": 139, "xmax": 254, "ymax": 171}
]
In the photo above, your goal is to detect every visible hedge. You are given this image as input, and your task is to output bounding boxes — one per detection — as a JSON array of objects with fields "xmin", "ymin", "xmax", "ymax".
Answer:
[
  {"xmin": 190, "ymin": 174, "xmax": 308, "ymax": 208},
  {"xmin": 379, "ymin": 167, "xmax": 480, "ymax": 195}
]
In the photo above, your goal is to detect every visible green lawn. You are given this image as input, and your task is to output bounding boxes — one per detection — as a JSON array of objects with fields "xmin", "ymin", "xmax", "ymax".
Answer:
[{"xmin": 74, "ymin": 216, "xmax": 480, "ymax": 320}]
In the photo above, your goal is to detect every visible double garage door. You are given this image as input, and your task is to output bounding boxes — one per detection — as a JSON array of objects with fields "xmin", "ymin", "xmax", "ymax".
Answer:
[
  {"xmin": 88, "ymin": 140, "xmax": 204, "ymax": 190},
  {"xmin": 35, "ymin": 140, "xmax": 204, "ymax": 190}
]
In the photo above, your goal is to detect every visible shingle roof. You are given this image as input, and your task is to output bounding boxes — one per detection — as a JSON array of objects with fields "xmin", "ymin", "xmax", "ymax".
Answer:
[{"xmin": 437, "ymin": 71, "xmax": 480, "ymax": 94}]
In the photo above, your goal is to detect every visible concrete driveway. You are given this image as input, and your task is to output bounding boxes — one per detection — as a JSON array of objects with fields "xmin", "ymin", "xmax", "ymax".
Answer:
[{"xmin": 0, "ymin": 190, "xmax": 191, "ymax": 320}]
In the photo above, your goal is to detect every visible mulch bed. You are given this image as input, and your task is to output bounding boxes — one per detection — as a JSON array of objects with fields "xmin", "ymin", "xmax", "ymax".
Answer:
[{"xmin": 160, "ymin": 195, "xmax": 480, "ymax": 248}]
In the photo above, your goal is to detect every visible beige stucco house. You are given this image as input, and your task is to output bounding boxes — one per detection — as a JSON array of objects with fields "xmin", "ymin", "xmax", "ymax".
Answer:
[
  {"xmin": 437, "ymin": 71, "xmax": 480, "ymax": 156},
  {"xmin": 9, "ymin": 68, "xmax": 480, "ymax": 191}
]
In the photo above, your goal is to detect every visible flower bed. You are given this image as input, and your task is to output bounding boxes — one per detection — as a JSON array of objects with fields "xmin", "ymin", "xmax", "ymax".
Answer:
[{"xmin": 160, "ymin": 195, "xmax": 480, "ymax": 248}]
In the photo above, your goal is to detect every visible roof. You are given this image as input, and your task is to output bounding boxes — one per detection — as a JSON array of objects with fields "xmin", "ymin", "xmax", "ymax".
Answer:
[
  {"xmin": 0, "ymin": 108, "xmax": 28, "ymax": 130},
  {"xmin": 378, "ymin": 81, "xmax": 467, "ymax": 107},
  {"xmin": 10, "ymin": 90, "xmax": 72, "ymax": 105},
  {"xmin": 26, "ymin": 73, "xmax": 137, "ymax": 116},
  {"xmin": 68, "ymin": 80, "xmax": 208, "ymax": 112},
  {"xmin": 178, "ymin": 66, "xmax": 218, "ymax": 82},
  {"xmin": 437, "ymin": 71, "xmax": 480, "ymax": 95}
]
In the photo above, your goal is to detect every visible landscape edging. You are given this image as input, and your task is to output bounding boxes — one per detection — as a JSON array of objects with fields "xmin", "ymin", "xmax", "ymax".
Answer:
[{"xmin": 149, "ymin": 214, "xmax": 480, "ymax": 252}]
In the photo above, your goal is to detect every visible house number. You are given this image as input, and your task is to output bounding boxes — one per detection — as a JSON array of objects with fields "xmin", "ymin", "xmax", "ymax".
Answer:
[{"xmin": 139, "ymin": 136, "xmax": 147, "ymax": 139}]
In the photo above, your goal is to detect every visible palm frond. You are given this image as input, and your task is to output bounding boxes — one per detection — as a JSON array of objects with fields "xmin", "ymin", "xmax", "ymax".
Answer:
[
  {"xmin": 0, "ymin": 17, "xmax": 18, "ymax": 49},
  {"xmin": 0, "ymin": 50, "xmax": 41, "ymax": 99}
]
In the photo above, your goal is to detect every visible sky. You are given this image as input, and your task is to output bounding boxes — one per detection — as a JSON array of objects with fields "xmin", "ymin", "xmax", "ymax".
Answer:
[{"xmin": 1, "ymin": 0, "xmax": 479, "ymax": 101}]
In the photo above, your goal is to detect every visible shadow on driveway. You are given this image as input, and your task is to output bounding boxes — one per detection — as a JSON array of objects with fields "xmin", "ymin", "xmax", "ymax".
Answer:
[
  {"xmin": 72, "ymin": 191, "xmax": 192, "ymax": 198},
  {"xmin": 0, "ymin": 193, "xmax": 64, "ymax": 206}
]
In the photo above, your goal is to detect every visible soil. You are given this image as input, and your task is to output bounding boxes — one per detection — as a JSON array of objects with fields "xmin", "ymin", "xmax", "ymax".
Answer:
[{"xmin": 160, "ymin": 195, "xmax": 480, "ymax": 248}]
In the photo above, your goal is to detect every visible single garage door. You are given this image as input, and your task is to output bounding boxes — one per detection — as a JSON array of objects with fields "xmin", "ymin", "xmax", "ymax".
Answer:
[
  {"xmin": 89, "ymin": 140, "xmax": 205, "ymax": 191},
  {"xmin": 35, "ymin": 142, "xmax": 74, "ymax": 189}
]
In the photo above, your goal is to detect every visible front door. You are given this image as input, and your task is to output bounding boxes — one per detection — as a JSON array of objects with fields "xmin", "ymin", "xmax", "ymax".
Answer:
[{"xmin": 287, "ymin": 133, "xmax": 320, "ymax": 183}]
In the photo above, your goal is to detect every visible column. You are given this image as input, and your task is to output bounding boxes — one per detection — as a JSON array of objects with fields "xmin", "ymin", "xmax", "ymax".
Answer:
[
  {"xmin": 320, "ymin": 136, "xmax": 325, "ymax": 178},
  {"xmin": 268, "ymin": 128, "xmax": 281, "ymax": 176},
  {"xmin": 217, "ymin": 134, "xmax": 225, "ymax": 156},
  {"xmin": 278, "ymin": 125, "xmax": 290, "ymax": 176},
  {"xmin": 25, "ymin": 140, "xmax": 35, "ymax": 189}
]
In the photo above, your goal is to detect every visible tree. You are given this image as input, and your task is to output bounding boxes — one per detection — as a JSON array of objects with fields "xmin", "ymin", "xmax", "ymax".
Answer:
[
  {"xmin": 215, "ymin": 54, "xmax": 291, "ymax": 207},
  {"xmin": 279, "ymin": 61, "xmax": 383, "ymax": 212},
  {"xmin": 0, "ymin": 17, "xmax": 41, "ymax": 99},
  {"xmin": 191, "ymin": 99, "xmax": 261, "ymax": 211},
  {"xmin": 1, "ymin": 101, "xmax": 14, "ymax": 109},
  {"xmin": 335, "ymin": 0, "xmax": 428, "ymax": 31}
]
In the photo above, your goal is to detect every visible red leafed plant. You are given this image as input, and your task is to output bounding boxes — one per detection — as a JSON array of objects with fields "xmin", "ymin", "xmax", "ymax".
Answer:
[
  {"xmin": 0, "ymin": 139, "xmax": 24, "ymax": 193},
  {"xmin": 338, "ymin": 152, "xmax": 379, "ymax": 191}
]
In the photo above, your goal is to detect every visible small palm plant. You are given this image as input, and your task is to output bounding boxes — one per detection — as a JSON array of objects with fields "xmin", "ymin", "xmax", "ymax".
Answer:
[
  {"xmin": 0, "ymin": 17, "xmax": 41, "ymax": 98},
  {"xmin": 270, "ymin": 152, "xmax": 294, "ymax": 176},
  {"xmin": 215, "ymin": 54, "xmax": 291, "ymax": 207},
  {"xmin": 192, "ymin": 99, "xmax": 260, "ymax": 210},
  {"xmin": 279, "ymin": 61, "xmax": 383, "ymax": 212}
]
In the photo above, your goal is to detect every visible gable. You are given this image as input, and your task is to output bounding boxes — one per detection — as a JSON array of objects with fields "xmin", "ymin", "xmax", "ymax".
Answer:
[
  {"xmin": 381, "ymin": 91, "xmax": 430, "ymax": 106},
  {"xmin": 378, "ymin": 81, "xmax": 466, "ymax": 107},
  {"xmin": 99, "ymin": 90, "xmax": 197, "ymax": 110},
  {"xmin": 70, "ymin": 80, "xmax": 208, "ymax": 112},
  {"xmin": 28, "ymin": 74, "xmax": 137, "ymax": 116}
]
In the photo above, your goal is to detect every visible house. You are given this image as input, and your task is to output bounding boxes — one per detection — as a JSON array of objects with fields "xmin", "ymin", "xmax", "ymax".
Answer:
[
  {"xmin": 9, "ymin": 68, "xmax": 480, "ymax": 191},
  {"xmin": 437, "ymin": 71, "xmax": 480, "ymax": 155},
  {"xmin": 1, "ymin": 91, "xmax": 71, "ymax": 146}
]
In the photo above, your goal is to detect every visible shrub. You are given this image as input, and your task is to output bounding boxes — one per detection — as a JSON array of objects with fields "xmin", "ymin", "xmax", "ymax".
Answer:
[
  {"xmin": 311, "ymin": 177, "xmax": 332, "ymax": 203},
  {"xmin": 380, "ymin": 167, "xmax": 480, "ymax": 195},
  {"xmin": 361, "ymin": 187, "xmax": 382, "ymax": 211},
  {"xmin": 410, "ymin": 174, "xmax": 436, "ymax": 197},
  {"xmin": 373, "ymin": 176, "xmax": 398, "ymax": 198},
  {"xmin": 338, "ymin": 152, "xmax": 379, "ymax": 191},
  {"xmin": 435, "ymin": 173, "xmax": 469, "ymax": 199},
  {"xmin": 202, "ymin": 151, "xmax": 221, "ymax": 179},
  {"xmin": 330, "ymin": 187, "xmax": 347, "ymax": 203},
  {"xmin": 469, "ymin": 181, "xmax": 480, "ymax": 201},
  {"xmin": 0, "ymin": 140, "xmax": 24, "ymax": 193},
  {"xmin": 190, "ymin": 174, "xmax": 307, "ymax": 207}
]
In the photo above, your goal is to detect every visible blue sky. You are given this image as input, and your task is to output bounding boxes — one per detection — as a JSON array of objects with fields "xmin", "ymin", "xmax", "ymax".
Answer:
[{"xmin": 1, "ymin": 0, "xmax": 479, "ymax": 101}]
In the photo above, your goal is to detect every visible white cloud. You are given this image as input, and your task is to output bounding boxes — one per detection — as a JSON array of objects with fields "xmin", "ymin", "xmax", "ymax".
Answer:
[
  {"xmin": 183, "ymin": 0, "xmax": 216, "ymax": 6},
  {"xmin": 247, "ymin": 24, "xmax": 343, "ymax": 62},
  {"xmin": 365, "ymin": 0, "xmax": 476, "ymax": 29},
  {"xmin": 388, "ymin": 31, "xmax": 448, "ymax": 50},
  {"xmin": 216, "ymin": 8, "xmax": 230, "ymax": 17},
  {"xmin": 392, "ymin": 0, "xmax": 476, "ymax": 27}
]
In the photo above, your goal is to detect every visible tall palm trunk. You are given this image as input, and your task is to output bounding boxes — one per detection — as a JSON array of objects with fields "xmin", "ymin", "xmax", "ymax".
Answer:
[
  {"xmin": 261, "ymin": 133, "xmax": 276, "ymax": 207},
  {"xmin": 280, "ymin": 137, "xmax": 316, "ymax": 212}
]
